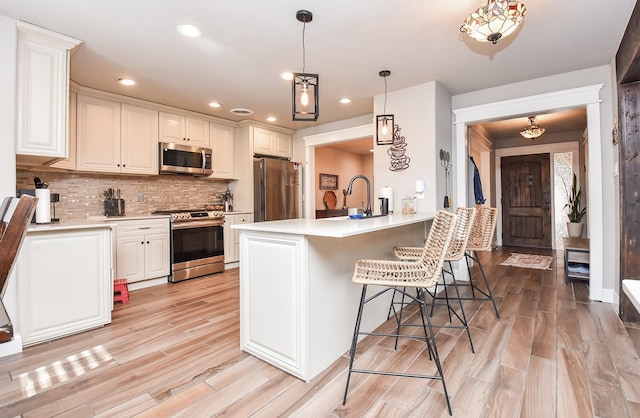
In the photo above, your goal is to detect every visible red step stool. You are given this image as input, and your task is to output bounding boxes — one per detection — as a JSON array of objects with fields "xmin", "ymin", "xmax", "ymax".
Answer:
[{"xmin": 113, "ymin": 278, "xmax": 129, "ymax": 304}]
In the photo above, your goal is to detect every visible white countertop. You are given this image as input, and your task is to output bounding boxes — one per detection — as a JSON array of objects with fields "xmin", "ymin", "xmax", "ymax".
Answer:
[
  {"xmin": 27, "ymin": 214, "xmax": 170, "ymax": 232},
  {"xmin": 232, "ymin": 213, "xmax": 435, "ymax": 238}
]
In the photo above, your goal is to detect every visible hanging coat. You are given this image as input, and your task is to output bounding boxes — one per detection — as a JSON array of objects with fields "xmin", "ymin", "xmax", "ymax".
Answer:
[{"xmin": 470, "ymin": 156, "xmax": 486, "ymax": 204}]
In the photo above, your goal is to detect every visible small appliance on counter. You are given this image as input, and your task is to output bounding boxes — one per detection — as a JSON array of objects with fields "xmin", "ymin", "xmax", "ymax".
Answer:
[
  {"xmin": 17, "ymin": 186, "xmax": 60, "ymax": 224},
  {"xmin": 103, "ymin": 188, "xmax": 125, "ymax": 216}
]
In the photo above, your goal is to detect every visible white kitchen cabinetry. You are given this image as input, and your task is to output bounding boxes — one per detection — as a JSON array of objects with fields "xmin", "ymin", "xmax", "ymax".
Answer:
[
  {"xmin": 210, "ymin": 124, "xmax": 235, "ymax": 179},
  {"xmin": 77, "ymin": 95, "xmax": 158, "ymax": 174},
  {"xmin": 224, "ymin": 213, "xmax": 253, "ymax": 264},
  {"xmin": 253, "ymin": 127, "xmax": 292, "ymax": 159},
  {"xmin": 115, "ymin": 218, "xmax": 170, "ymax": 284},
  {"xmin": 17, "ymin": 226, "xmax": 112, "ymax": 346},
  {"xmin": 15, "ymin": 21, "xmax": 82, "ymax": 162},
  {"xmin": 120, "ymin": 104, "xmax": 159, "ymax": 174},
  {"xmin": 159, "ymin": 112, "xmax": 210, "ymax": 147}
]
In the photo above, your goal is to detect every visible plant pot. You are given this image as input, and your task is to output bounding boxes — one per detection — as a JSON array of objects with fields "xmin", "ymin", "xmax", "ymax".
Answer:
[{"xmin": 567, "ymin": 222, "xmax": 584, "ymax": 238}]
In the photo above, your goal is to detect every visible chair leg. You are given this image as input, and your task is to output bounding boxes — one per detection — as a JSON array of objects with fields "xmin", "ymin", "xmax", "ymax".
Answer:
[
  {"xmin": 343, "ymin": 285, "xmax": 368, "ymax": 405},
  {"xmin": 344, "ymin": 285, "xmax": 453, "ymax": 415},
  {"xmin": 420, "ymin": 290, "xmax": 453, "ymax": 416},
  {"xmin": 465, "ymin": 251, "xmax": 500, "ymax": 318},
  {"xmin": 448, "ymin": 265, "xmax": 475, "ymax": 353}
]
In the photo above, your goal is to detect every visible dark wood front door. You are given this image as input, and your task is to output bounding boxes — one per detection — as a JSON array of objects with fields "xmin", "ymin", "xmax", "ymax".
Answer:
[{"xmin": 501, "ymin": 153, "xmax": 552, "ymax": 248}]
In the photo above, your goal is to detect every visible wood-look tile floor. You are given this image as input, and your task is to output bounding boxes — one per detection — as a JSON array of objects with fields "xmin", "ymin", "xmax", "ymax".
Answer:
[{"xmin": 1, "ymin": 246, "xmax": 640, "ymax": 417}]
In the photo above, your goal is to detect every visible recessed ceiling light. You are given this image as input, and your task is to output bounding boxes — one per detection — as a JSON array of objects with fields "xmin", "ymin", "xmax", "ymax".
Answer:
[
  {"xmin": 266, "ymin": 116, "xmax": 276, "ymax": 122},
  {"xmin": 281, "ymin": 72, "xmax": 294, "ymax": 81},
  {"xmin": 208, "ymin": 102, "xmax": 221, "ymax": 108},
  {"xmin": 177, "ymin": 24, "xmax": 202, "ymax": 38},
  {"xmin": 118, "ymin": 78, "xmax": 136, "ymax": 86},
  {"xmin": 230, "ymin": 108, "xmax": 254, "ymax": 116},
  {"xmin": 339, "ymin": 98, "xmax": 352, "ymax": 104}
]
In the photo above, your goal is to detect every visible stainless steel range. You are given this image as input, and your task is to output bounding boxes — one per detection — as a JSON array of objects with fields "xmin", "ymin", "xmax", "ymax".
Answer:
[{"xmin": 153, "ymin": 209, "xmax": 225, "ymax": 282}]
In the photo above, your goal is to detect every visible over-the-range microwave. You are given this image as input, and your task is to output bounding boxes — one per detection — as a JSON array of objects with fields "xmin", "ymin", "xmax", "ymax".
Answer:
[{"xmin": 159, "ymin": 143, "xmax": 212, "ymax": 176}]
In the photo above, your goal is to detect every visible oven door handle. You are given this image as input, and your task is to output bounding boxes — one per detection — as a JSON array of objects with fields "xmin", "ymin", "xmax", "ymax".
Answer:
[{"xmin": 172, "ymin": 219, "xmax": 224, "ymax": 229}]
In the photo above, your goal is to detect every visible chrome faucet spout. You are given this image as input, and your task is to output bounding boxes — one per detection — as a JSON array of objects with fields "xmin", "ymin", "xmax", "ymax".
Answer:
[{"xmin": 346, "ymin": 175, "xmax": 372, "ymax": 216}]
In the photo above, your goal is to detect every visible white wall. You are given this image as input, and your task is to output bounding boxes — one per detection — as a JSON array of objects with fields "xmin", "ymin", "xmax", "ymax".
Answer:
[
  {"xmin": 453, "ymin": 65, "xmax": 618, "ymax": 299},
  {"xmin": 373, "ymin": 81, "xmax": 452, "ymax": 214}
]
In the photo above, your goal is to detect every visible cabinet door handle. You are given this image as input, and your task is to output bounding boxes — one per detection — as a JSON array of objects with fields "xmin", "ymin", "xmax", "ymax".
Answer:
[
  {"xmin": 146, "ymin": 241, "xmax": 150, "ymax": 244},
  {"xmin": 141, "ymin": 241, "xmax": 144, "ymax": 245}
]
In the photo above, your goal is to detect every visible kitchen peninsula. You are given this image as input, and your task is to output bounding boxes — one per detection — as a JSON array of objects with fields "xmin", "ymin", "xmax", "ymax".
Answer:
[{"xmin": 233, "ymin": 213, "xmax": 434, "ymax": 381}]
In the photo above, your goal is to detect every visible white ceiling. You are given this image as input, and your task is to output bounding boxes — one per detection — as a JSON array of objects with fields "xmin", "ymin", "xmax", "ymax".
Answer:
[{"xmin": 0, "ymin": 1, "xmax": 635, "ymax": 133}]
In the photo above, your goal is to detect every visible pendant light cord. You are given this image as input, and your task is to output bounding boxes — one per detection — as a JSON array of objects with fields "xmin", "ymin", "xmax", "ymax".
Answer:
[
  {"xmin": 301, "ymin": 21, "xmax": 307, "ymax": 73},
  {"xmin": 383, "ymin": 75, "xmax": 388, "ymax": 114}
]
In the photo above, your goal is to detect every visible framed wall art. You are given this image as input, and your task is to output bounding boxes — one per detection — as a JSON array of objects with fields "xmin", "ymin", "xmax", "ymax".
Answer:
[{"xmin": 319, "ymin": 173, "xmax": 338, "ymax": 190}]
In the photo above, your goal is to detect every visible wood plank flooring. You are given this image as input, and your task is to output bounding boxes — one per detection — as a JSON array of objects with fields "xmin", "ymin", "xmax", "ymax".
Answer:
[{"xmin": 1, "ymin": 246, "xmax": 639, "ymax": 417}]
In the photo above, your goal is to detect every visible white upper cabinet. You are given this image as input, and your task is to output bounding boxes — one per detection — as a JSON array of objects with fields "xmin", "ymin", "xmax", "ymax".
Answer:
[
  {"xmin": 253, "ymin": 127, "xmax": 292, "ymax": 159},
  {"xmin": 76, "ymin": 94, "xmax": 121, "ymax": 172},
  {"xmin": 15, "ymin": 21, "xmax": 82, "ymax": 162},
  {"xmin": 121, "ymin": 104, "xmax": 159, "ymax": 174},
  {"xmin": 76, "ymin": 94, "xmax": 158, "ymax": 174},
  {"xmin": 209, "ymin": 124, "xmax": 235, "ymax": 179},
  {"xmin": 159, "ymin": 112, "xmax": 210, "ymax": 147}
]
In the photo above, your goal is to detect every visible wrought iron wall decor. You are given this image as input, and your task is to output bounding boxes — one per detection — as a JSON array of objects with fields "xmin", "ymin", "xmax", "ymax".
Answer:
[{"xmin": 388, "ymin": 124, "xmax": 410, "ymax": 172}]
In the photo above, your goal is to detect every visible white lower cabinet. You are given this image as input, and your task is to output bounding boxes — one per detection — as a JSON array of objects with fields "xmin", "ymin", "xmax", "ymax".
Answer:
[
  {"xmin": 17, "ymin": 227, "xmax": 113, "ymax": 346},
  {"xmin": 224, "ymin": 213, "xmax": 253, "ymax": 263},
  {"xmin": 115, "ymin": 219, "xmax": 170, "ymax": 283},
  {"xmin": 115, "ymin": 218, "xmax": 170, "ymax": 283}
]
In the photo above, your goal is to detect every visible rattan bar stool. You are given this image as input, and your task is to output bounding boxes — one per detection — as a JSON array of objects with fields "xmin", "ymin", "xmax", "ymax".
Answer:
[
  {"xmin": 462, "ymin": 206, "xmax": 500, "ymax": 318},
  {"xmin": 343, "ymin": 210, "xmax": 457, "ymax": 416},
  {"xmin": 394, "ymin": 207, "xmax": 477, "ymax": 352}
]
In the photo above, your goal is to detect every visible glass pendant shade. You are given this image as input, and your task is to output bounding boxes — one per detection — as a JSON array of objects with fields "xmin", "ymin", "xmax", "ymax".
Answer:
[
  {"xmin": 520, "ymin": 116, "xmax": 545, "ymax": 139},
  {"xmin": 376, "ymin": 115, "xmax": 394, "ymax": 145},
  {"xmin": 292, "ymin": 73, "xmax": 319, "ymax": 121},
  {"xmin": 461, "ymin": 0, "xmax": 527, "ymax": 44}
]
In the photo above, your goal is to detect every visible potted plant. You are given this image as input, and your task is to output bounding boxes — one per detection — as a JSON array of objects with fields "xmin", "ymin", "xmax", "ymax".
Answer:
[{"xmin": 564, "ymin": 173, "xmax": 586, "ymax": 237}]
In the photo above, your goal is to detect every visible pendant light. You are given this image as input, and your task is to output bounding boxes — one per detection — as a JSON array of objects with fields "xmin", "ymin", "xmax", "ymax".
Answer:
[
  {"xmin": 376, "ymin": 70, "xmax": 394, "ymax": 145},
  {"xmin": 460, "ymin": 1, "xmax": 527, "ymax": 45},
  {"xmin": 292, "ymin": 10, "xmax": 319, "ymax": 121},
  {"xmin": 520, "ymin": 116, "xmax": 545, "ymax": 139}
]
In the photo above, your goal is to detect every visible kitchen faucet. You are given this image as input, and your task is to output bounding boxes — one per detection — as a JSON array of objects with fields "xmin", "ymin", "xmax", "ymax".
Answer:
[{"xmin": 346, "ymin": 175, "xmax": 371, "ymax": 217}]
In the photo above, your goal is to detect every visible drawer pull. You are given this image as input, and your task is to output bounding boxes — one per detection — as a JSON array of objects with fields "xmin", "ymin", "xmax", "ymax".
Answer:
[{"xmin": 138, "ymin": 226, "xmax": 152, "ymax": 230}]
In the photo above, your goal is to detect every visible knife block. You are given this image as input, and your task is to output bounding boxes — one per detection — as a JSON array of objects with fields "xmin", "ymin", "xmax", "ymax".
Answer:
[{"xmin": 104, "ymin": 199, "xmax": 125, "ymax": 216}]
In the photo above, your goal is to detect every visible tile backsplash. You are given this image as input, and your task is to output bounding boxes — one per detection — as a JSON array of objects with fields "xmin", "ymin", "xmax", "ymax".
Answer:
[{"xmin": 17, "ymin": 170, "xmax": 229, "ymax": 221}]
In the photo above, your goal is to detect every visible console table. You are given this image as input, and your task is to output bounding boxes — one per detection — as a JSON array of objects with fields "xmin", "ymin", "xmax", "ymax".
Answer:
[{"xmin": 563, "ymin": 237, "xmax": 590, "ymax": 284}]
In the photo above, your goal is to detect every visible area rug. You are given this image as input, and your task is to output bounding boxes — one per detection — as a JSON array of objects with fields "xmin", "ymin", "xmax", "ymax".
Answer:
[{"xmin": 500, "ymin": 253, "xmax": 553, "ymax": 270}]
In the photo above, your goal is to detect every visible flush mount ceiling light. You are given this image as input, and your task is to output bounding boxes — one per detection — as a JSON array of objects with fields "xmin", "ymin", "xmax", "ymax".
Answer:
[
  {"xmin": 118, "ymin": 78, "xmax": 136, "ymax": 86},
  {"xmin": 177, "ymin": 24, "xmax": 202, "ymax": 38},
  {"xmin": 376, "ymin": 70, "xmax": 394, "ymax": 145},
  {"xmin": 460, "ymin": 1, "xmax": 527, "ymax": 45},
  {"xmin": 520, "ymin": 116, "xmax": 545, "ymax": 139},
  {"xmin": 292, "ymin": 10, "xmax": 319, "ymax": 121}
]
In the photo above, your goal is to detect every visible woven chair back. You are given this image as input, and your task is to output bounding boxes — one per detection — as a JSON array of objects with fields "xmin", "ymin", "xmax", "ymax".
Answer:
[
  {"xmin": 420, "ymin": 209, "xmax": 457, "ymax": 282},
  {"xmin": 445, "ymin": 207, "xmax": 476, "ymax": 261},
  {"xmin": 466, "ymin": 206, "xmax": 497, "ymax": 252}
]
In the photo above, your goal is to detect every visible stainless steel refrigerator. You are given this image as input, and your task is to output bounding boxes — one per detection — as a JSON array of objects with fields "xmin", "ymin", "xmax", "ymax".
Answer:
[{"xmin": 253, "ymin": 157, "xmax": 302, "ymax": 222}]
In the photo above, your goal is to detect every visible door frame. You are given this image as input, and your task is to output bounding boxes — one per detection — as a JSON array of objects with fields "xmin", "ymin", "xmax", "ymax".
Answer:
[
  {"xmin": 453, "ymin": 84, "xmax": 605, "ymax": 301},
  {"xmin": 495, "ymin": 142, "xmax": 580, "ymax": 248}
]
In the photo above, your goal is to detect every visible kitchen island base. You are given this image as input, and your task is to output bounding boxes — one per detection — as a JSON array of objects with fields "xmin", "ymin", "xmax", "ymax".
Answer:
[{"xmin": 238, "ymin": 216, "xmax": 431, "ymax": 381}]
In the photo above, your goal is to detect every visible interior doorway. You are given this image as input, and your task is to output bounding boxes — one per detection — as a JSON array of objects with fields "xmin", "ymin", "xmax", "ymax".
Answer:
[{"xmin": 453, "ymin": 84, "xmax": 604, "ymax": 301}]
